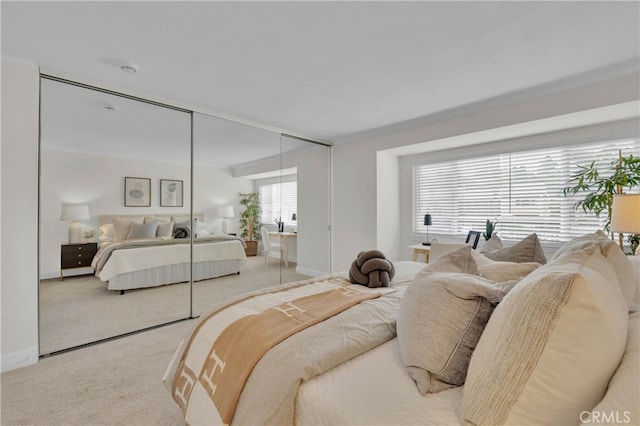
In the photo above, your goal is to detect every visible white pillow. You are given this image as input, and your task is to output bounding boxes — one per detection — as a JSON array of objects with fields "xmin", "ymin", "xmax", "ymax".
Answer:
[
  {"xmin": 156, "ymin": 221, "xmax": 175, "ymax": 238},
  {"xmin": 99, "ymin": 223, "xmax": 115, "ymax": 238},
  {"xmin": 581, "ymin": 312, "xmax": 639, "ymax": 425},
  {"xmin": 470, "ymin": 250, "xmax": 541, "ymax": 282},
  {"xmin": 462, "ymin": 244, "xmax": 628, "ymax": 425},
  {"xmin": 112, "ymin": 217, "xmax": 144, "ymax": 242}
]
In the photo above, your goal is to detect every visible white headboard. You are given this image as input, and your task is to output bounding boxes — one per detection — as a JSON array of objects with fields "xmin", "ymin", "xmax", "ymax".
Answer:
[{"xmin": 98, "ymin": 213, "xmax": 204, "ymax": 227}]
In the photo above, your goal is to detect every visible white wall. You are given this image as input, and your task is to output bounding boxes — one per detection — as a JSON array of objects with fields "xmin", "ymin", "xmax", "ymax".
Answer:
[
  {"xmin": 193, "ymin": 163, "xmax": 254, "ymax": 234},
  {"xmin": 376, "ymin": 151, "xmax": 400, "ymax": 260},
  {"xmin": 332, "ymin": 72, "xmax": 640, "ymax": 271},
  {"xmin": 1, "ymin": 58, "xmax": 40, "ymax": 371},
  {"xmin": 39, "ymin": 149, "xmax": 253, "ymax": 278}
]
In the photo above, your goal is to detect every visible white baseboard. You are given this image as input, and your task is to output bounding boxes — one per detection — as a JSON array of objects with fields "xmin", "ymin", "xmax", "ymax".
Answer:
[
  {"xmin": 295, "ymin": 266, "xmax": 328, "ymax": 277},
  {"xmin": 1, "ymin": 347, "xmax": 38, "ymax": 372},
  {"xmin": 40, "ymin": 267, "xmax": 93, "ymax": 280}
]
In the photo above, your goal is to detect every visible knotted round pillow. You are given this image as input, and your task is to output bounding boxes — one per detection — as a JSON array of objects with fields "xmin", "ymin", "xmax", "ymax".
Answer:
[
  {"xmin": 172, "ymin": 225, "xmax": 190, "ymax": 239},
  {"xmin": 349, "ymin": 250, "xmax": 395, "ymax": 288}
]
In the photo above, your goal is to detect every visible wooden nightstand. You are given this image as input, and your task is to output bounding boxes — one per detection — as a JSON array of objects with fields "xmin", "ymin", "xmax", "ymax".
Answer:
[{"xmin": 60, "ymin": 242, "xmax": 98, "ymax": 280}]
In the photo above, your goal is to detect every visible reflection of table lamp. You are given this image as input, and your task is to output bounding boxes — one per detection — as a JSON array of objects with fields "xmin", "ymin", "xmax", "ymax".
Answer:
[
  {"xmin": 218, "ymin": 205, "xmax": 235, "ymax": 234},
  {"xmin": 61, "ymin": 205, "xmax": 90, "ymax": 244},
  {"xmin": 611, "ymin": 194, "xmax": 640, "ymax": 252},
  {"xmin": 424, "ymin": 213, "xmax": 433, "ymax": 245}
]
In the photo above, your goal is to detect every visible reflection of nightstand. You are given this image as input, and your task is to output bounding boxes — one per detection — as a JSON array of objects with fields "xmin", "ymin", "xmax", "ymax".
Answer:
[{"xmin": 60, "ymin": 242, "xmax": 97, "ymax": 280}]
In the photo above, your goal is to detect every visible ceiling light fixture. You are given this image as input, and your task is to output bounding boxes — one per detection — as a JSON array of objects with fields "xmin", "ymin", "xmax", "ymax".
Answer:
[{"xmin": 120, "ymin": 63, "xmax": 139, "ymax": 74}]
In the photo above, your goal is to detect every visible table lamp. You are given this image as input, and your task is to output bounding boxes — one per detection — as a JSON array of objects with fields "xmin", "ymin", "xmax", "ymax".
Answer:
[
  {"xmin": 424, "ymin": 213, "xmax": 433, "ymax": 245},
  {"xmin": 61, "ymin": 205, "xmax": 90, "ymax": 244},
  {"xmin": 611, "ymin": 194, "xmax": 640, "ymax": 252},
  {"xmin": 218, "ymin": 205, "xmax": 235, "ymax": 234}
]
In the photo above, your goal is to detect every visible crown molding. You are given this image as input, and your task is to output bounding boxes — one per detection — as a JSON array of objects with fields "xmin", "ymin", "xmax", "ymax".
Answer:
[{"xmin": 336, "ymin": 59, "xmax": 640, "ymax": 144}]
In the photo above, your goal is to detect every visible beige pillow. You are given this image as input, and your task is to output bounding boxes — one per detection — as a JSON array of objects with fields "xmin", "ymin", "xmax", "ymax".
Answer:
[
  {"xmin": 553, "ymin": 232, "xmax": 636, "ymax": 312},
  {"xmin": 478, "ymin": 234, "xmax": 503, "ymax": 254},
  {"xmin": 144, "ymin": 215, "xmax": 171, "ymax": 224},
  {"xmin": 462, "ymin": 244, "xmax": 628, "ymax": 425},
  {"xmin": 112, "ymin": 217, "xmax": 144, "ymax": 242},
  {"xmin": 397, "ymin": 246, "xmax": 516, "ymax": 394},
  {"xmin": 428, "ymin": 242, "xmax": 469, "ymax": 262},
  {"xmin": 470, "ymin": 250, "xmax": 541, "ymax": 282},
  {"xmin": 482, "ymin": 233, "xmax": 547, "ymax": 264},
  {"xmin": 156, "ymin": 221, "xmax": 175, "ymax": 238}
]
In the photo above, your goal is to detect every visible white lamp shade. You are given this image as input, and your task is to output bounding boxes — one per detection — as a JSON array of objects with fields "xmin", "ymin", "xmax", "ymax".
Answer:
[
  {"xmin": 61, "ymin": 205, "xmax": 90, "ymax": 221},
  {"xmin": 611, "ymin": 194, "xmax": 640, "ymax": 233},
  {"xmin": 217, "ymin": 205, "xmax": 235, "ymax": 218}
]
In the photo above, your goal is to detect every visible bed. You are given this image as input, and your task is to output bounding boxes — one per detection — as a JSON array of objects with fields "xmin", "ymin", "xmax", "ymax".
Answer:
[
  {"xmin": 163, "ymin": 232, "xmax": 640, "ymax": 425},
  {"xmin": 93, "ymin": 214, "xmax": 246, "ymax": 292}
]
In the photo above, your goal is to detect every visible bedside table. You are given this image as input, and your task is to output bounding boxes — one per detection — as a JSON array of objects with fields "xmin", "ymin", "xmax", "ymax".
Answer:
[{"xmin": 60, "ymin": 242, "xmax": 98, "ymax": 280}]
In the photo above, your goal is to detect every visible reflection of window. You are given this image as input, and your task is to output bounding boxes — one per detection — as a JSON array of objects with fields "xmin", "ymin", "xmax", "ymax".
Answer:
[
  {"xmin": 413, "ymin": 139, "xmax": 640, "ymax": 243},
  {"xmin": 259, "ymin": 177, "xmax": 297, "ymax": 226}
]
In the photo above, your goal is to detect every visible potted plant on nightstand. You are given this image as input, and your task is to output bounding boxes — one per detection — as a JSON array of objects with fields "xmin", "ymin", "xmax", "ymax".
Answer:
[
  {"xmin": 238, "ymin": 192, "xmax": 262, "ymax": 256},
  {"xmin": 562, "ymin": 150, "xmax": 640, "ymax": 251}
]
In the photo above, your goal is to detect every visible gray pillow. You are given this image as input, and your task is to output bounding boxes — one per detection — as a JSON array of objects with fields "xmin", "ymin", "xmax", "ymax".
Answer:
[
  {"xmin": 126, "ymin": 222, "xmax": 159, "ymax": 240},
  {"xmin": 482, "ymin": 233, "xmax": 547, "ymax": 264},
  {"xmin": 397, "ymin": 246, "xmax": 517, "ymax": 394}
]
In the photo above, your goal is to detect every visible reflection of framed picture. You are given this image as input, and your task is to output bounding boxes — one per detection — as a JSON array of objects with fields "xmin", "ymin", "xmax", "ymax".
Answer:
[
  {"xmin": 124, "ymin": 177, "xmax": 151, "ymax": 207},
  {"xmin": 160, "ymin": 179, "xmax": 183, "ymax": 207}
]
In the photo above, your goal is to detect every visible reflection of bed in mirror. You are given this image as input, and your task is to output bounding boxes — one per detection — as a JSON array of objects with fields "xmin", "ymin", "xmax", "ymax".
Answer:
[{"xmin": 93, "ymin": 214, "xmax": 246, "ymax": 293}]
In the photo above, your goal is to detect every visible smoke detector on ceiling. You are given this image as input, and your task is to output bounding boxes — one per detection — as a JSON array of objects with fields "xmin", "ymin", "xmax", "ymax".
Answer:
[{"xmin": 120, "ymin": 63, "xmax": 139, "ymax": 74}]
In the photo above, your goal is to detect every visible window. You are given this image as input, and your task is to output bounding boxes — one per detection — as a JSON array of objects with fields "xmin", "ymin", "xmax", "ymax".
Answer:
[
  {"xmin": 413, "ymin": 139, "xmax": 640, "ymax": 243},
  {"xmin": 258, "ymin": 177, "xmax": 297, "ymax": 226}
]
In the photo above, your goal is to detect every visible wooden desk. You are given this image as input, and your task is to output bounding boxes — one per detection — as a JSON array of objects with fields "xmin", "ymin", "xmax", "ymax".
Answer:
[
  {"xmin": 409, "ymin": 244, "xmax": 430, "ymax": 263},
  {"xmin": 269, "ymin": 231, "xmax": 297, "ymax": 268}
]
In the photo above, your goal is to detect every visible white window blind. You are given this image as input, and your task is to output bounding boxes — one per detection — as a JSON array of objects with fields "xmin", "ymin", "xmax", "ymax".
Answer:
[
  {"xmin": 414, "ymin": 139, "xmax": 640, "ymax": 242},
  {"xmin": 259, "ymin": 179, "xmax": 297, "ymax": 226}
]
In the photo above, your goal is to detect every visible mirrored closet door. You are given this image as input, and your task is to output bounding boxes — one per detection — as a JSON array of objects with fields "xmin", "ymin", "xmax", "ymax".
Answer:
[
  {"xmin": 39, "ymin": 77, "xmax": 192, "ymax": 354},
  {"xmin": 191, "ymin": 113, "xmax": 285, "ymax": 316},
  {"xmin": 191, "ymin": 115, "xmax": 332, "ymax": 316}
]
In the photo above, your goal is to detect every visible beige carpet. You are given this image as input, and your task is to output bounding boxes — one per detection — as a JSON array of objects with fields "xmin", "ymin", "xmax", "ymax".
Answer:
[
  {"xmin": 39, "ymin": 256, "xmax": 309, "ymax": 354},
  {"xmin": 3, "ymin": 256, "xmax": 310, "ymax": 425},
  {"xmin": 1, "ymin": 319, "xmax": 192, "ymax": 425}
]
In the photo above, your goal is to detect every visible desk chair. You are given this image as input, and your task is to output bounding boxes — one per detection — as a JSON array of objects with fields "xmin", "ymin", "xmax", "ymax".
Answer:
[{"xmin": 261, "ymin": 227, "xmax": 283, "ymax": 266}]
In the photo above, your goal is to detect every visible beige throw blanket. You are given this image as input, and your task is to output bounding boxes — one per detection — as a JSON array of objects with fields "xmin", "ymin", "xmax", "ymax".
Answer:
[{"xmin": 163, "ymin": 275, "xmax": 403, "ymax": 425}]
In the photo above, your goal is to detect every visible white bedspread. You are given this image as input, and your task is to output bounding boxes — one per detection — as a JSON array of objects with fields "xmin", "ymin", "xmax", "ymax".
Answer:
[
  {"xmin": 296, "ymin": 337, "xmax": 464, "ymax": 425},
  {"xmin": 97, "ymin": 239, "xmax": 245, "ymax": 282}
]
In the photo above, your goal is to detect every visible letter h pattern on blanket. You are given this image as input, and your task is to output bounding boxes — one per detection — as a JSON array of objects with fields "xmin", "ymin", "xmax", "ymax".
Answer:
[{"xmin": 172, "ymin": 280, "xmax": 382, "ymax": 424}]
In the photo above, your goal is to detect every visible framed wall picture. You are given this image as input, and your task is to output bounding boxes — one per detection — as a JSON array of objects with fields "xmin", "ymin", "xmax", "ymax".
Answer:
[
  {"xmin": 160, "ymin": 179, "xmax": 183, "ymax": 207},
  {"xmin": 465, "ymin": 230, "xmax": 481, "ymax": 249},
  {"xmin": 124, "ymin": 177, "xmax": 151, "ymax": 207}
]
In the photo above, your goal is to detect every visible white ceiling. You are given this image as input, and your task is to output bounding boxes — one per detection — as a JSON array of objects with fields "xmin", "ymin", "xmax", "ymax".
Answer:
[{"xmin": 2, "ymin": 1, "xmax": 639, "ymax": 146}]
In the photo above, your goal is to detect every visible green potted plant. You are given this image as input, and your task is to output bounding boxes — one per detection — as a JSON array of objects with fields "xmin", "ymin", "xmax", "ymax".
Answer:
[
  {"xmin": 482, "ymin": 219, "xmax": 498, "ymax": 241},
  {"xmin": 238, "ymin": 192, "xmax": 262, "ymax": 256},
  {"xmin": 562, "ymin": 151, "xmax": 640, "ymax": 249}
]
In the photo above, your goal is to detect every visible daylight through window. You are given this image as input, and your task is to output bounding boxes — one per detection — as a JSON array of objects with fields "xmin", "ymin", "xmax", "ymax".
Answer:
[{"xmin": 413, "ymin": 139, "xmax": 640, "ymax": 242}]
